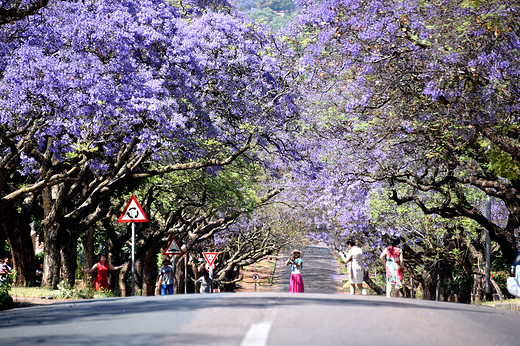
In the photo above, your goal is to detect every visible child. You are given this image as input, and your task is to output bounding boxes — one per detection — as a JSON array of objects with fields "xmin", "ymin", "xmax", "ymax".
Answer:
[{"xmin": 157, "ymin": 259, "xmax": 175, "ymax": 295}]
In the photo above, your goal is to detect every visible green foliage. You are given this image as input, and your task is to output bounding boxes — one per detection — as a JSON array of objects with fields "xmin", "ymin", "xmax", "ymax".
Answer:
[
  {"xmin": 491, "ymin": 270, "xmax": 513, "ymax": 299},
  {"xmin": 440, "ymin": 268, "xmax": 474, "ymax": 302},
  {"xmin": 0, "ymin": 274, "xmax": 14, "ymax": 310},
  {"xmin": 56, "ymin": 280, "xmax": 116, "ymax": 299},
  {"xmin": 486, "ymin": 146, "xmax": 520, "ymax": 181},
  {"xmin": 3, "ymin": 239, "xmax": 11, "ymax": 255},
  {"xmin": 248, "ymin": 7, "xmax": 293, "ymax": 31}
]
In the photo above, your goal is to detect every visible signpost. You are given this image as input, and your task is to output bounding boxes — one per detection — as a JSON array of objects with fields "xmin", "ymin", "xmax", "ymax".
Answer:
[
  {"xmin": 252, "ymin": 273, "xmax": 259, "ymax": 292},
  {"xmin": 163, "ymin": 236, "xmax": 183, "ymax": 256},
  {"xmin": 118, "ymin": 195, "xmax": 148, "ymax": 296},
  {"xmin": 163, "ymin": 235, "xmax": 184, "ymax": 293},
  {"xmin": 202, "ymin": 252, "xmax": 218, "ymax": 267},
  {"xmin": 202, "ymin": 252, "xmax": 218, "ymax": 292}
]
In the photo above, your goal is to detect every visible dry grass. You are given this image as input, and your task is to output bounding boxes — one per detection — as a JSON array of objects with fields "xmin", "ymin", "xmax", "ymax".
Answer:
[{"xmin": 10, "ymin": 286, "xmax": 59, "ymax": 298}]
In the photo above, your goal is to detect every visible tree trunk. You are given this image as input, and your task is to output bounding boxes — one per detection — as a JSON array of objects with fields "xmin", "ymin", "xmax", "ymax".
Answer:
[
  {"xmin": 472, "ymin": 274, "xmax": 486, "ymax": 302},
  {"xmin": 174, "ymin": 256, "xmax": 186, "ymax": 294},
  {"xmin": 1, "ymin": 202, "xmax": 36, "ymax": 286},
  {"xmin": 81, "ymin": 226, "xmax": 95, "ymax": 288},
  {"xmin": 41, "ymin": 184, "xmax": 62, "ymax": 289},
  {"xmin": 41, "ymin": 222, "xmax": 61, "ymax": 288},
  {"xmin": 421, "ymin": 271, "xmax": 438, "ymax": 300},
  {"xmin": 118, "ymin": 267, "xmax": 128, "ymax": 296},
  {"xmin": 60, "ymin": 229, "xmax": 78, "ymax": 287},
  {"xmin": 134, "ymin": 255, "xmax": 144, "ymax": 295},
  {"xmin": 142, "ymin": 248, "xmax": 156, "ymax": 296},
  {"xmin": 0, "ymin": 228, "xmax": 7, "ymax": 258},
  {"xmin": 108, "ymin": 251, "xmax": 124, "ymax": 296},
  {"xmin": 364, "ymin": 272, "xmax": 384, "ymax": 295}
]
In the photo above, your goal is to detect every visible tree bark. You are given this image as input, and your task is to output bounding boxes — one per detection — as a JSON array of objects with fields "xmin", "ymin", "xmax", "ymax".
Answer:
[
  {"xmin": 41, "ymin": 221, "xmax": 61, "ymax": 288},
  {"xmin": 363, "ymin": 273, "xmax": 384, "ymax": 295},
  {"xmin": 1, "ymin": 202, "xmax": 36, "ymax": 286},
  {"xmin": 142, "ymin": 248, "xmax": 156, "ymax": 296},
  {"xmin": 81, "ymin": 225, "xmax": 95, "ymax": 287},
  {"xmin": 174, "ymin": 256, "xmax": 187, "ymax": 294},
  {"xmin": 420, "ymin": 271, "xmax": 438, "ymax": 300},
  {"xmin": 60, "ymin": 229, "xmax": 78, "ymax": 287}
]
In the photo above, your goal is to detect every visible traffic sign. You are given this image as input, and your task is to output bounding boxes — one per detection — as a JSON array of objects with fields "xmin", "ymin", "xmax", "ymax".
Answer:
[
  {"xmin": 202, "ymin": 252, "xmax": 218, "ymax": 266},
  {"xmin": 164, "ymin": 235, "xmax": 184, "ymax": 255},
  {"xmin": 205, "ymin": 263, "xmax": 215, "ymax": 271},
  {"xmin": 118, "ymin": 195, "xmax": 149, "ymax": 223}
]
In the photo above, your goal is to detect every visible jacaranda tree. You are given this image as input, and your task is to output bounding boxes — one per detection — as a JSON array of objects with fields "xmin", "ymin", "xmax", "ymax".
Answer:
[
  {"xmin": 285, "ymin": 0, "xmax": 519, "ymax": 266},
  {"xmin": 0, "ymin": 0, "xmax": 299, "ymax": 287}
]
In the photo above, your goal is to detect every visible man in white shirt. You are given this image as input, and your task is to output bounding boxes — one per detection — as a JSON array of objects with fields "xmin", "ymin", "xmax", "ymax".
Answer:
[{"xmin": 341, "ymin": 240, "xmax": 366, "ymax": 295}]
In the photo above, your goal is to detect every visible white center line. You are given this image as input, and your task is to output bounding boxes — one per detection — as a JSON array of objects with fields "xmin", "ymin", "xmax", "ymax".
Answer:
[{"xmin": 240, "ymin": 320, "xmax": 273, "ymax": 346}]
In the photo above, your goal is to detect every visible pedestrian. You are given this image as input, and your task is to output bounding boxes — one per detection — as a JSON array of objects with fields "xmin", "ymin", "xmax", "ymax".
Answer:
[
  {"xmin": 82, "ymin": 253, "xmax": 126, "ymax": 291},
  {"xmin": 157, "ymin": 259, "xmax": 175, "ymax": 295},
  {"xmin": 35, "ymin": 264, "xmax": 43, "ymax": 286},
  {"xmin": 341, "ymin": 240, "xmax": 366, "ymax": 295},
  {"xmin": 286, "ymin": 249, "xmax": 304, "ymax": 293},
  {"xmin": 4, "ymin": 257, "xmax": 13, "ymax": 271},
  {"xmin": 380, "ymin": 236, "xmax": 404, "ymax": 297},
  {"xmin": 0, "ymin": 258, "xmax": 11, "ymax": 284},
  {"xmin": 195, "ymin": 271, "xmax": 213, "ymax": 293}
]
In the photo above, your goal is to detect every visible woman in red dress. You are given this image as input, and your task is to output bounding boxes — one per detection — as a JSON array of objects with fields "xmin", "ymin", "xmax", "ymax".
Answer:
[{"xmin": 82, "ymin": 254, "xmax": 125, "ymax": 291}]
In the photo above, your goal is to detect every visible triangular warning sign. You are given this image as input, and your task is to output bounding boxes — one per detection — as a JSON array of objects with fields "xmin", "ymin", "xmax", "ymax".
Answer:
[
  {"xmin": 203, "ymin": 252, "xmax": 218, "ymax": 266},
  {"xmin": 118, "ymin": 195, "xmax": 149, "ymax": 223},
  {"xmin": 164, "ymin": 235, "xmax": 184, "ymax": 255}
]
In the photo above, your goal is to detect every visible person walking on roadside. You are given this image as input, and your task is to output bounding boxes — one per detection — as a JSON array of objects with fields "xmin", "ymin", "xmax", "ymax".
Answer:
[
  {"xmin": 82, "ymin": 253, "xmax": 126, "ymax": 291},
  {"xmin": 196, "ymin": 271, "xmax": 213, "ymax": 293},
  {"xmin": 157, "ymin": 259, "xmax": 175, "ymax": 295},
  {"xmin": 341, "ymin": 240, "xmax": 366, "ymax": 295},
  {"xmin": 0, "ymin": 258, "xmax": 12, "ymax": 284},
  {"xmin": 4, "ymin": 257, "xmax": 13, "ymax": 271},
  {"xmin": 380, "ymin": 236, "xmax": 404, "ymax": 297},
  {"xmin": 286, "ymin": 249, "xmax": 304, "ymax": 293}
]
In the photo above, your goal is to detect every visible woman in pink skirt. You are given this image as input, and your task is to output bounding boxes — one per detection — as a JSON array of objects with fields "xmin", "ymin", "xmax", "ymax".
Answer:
[{"xmin": 286, "ymin": 249, "xmax": 304, "ymax": 293}]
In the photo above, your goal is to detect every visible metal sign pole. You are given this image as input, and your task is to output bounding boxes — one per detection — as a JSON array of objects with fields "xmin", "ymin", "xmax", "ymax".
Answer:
[
  {"xmin": 184, "ymin": 255, "xmax": 187, "ymax": 294},
  {"xmin": 132, "ymin": 222, "xmax": 135, "ymax": 296},
  {"xmin": 253, "ymin": 274, "xmax": 259, "ymax": 292},
  {"xmin": 485, "ymin": 196, "xmax": 491, "ymax": 298}
]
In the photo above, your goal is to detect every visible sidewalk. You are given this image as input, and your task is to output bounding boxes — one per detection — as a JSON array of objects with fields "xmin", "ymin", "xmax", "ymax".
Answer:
[{"xmin": 271, "ymin": 243, "xmax": 345, "ymax": 293}]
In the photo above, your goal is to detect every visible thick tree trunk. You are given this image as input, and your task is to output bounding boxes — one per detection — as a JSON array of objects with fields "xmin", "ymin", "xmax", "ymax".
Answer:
[
  {"xmin": 41, "ymin": 184, "xmax": 61, "ymax": 289},
  {"xmin": 421, "ymin": 271, "xmax": 438, "ymax": 300},
  {"xmin": 41, "ymin": 223, "xmax": 61, "ymax": 288},
  {"xmin": 1, "ymin": 202, "xmax": 36, "ymax": 286},
  {"xmin": 81, "ymin": 226, "xmax": 95, "ymax": 288},
  {"xmin": 142, "ymin": 248, "xmax": 156, "ymax": 296},
  {"xmin": 60, "ymin": 229, "xmax": 78, "ymax": 287},
  {"xmin": 174, "ymin": 256, "xmax": 186, "ymax": 294},
  {"xmin": 118, "ymin": 267, "xmax": 128, "ymax": 296},
  {"xmin": 0, "ymin": 228, "xmax": 7, "ymax": 257},
  {"xmin": 108, "ymin": 251, "xmax": 124, "ymax": 295},
  {"xmin": 134, "ymin": 255, "xmax": 144, "ymax": 294},
  {"xmin": 472, "ymin": 274, "xmax": 486, "ymax": 302}
]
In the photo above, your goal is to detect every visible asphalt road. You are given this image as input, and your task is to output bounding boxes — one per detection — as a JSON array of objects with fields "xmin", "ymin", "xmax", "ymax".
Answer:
[
  {"xmin": 2, "ymin": 244, "xmax": 519, "ymax": 345},
  {"xmin": 1, "ymin": 292, "xmax": 520, "ymax": 345},
  {"xmin": 272, "ymin": 243, "xmax": 344, "ymax": 293}
]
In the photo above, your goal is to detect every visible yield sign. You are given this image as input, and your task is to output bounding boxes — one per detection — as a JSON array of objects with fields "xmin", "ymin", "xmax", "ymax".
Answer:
[
  {"xmin": 118, "ymin": 195, "xmax": 149, "ymax": 223},
  {"xmin": 163, "ymin": 235, "xmax": 184, "ymax": 255},
  {"xmin": 202, "ymin": 252, "xmax": 219, "ymax": 267}
]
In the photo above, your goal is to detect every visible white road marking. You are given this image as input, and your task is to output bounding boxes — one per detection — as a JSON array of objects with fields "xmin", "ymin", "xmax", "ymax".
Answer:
[{"xmin": 240, "ymin": 321, "xmax": 273, "ymax": 346}]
